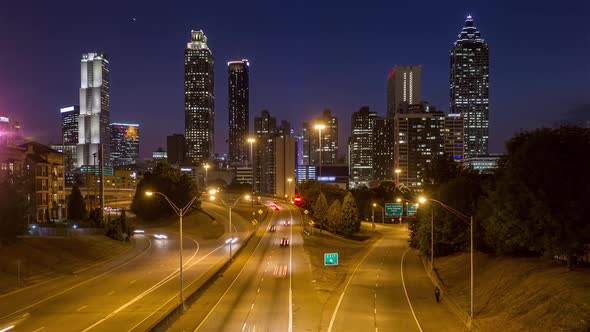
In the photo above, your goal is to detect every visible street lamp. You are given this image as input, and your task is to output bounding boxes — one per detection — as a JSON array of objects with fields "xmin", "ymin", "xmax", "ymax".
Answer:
[
  {"xmin": 314, "ymin": 124, "xmax": 326, "ymax": 179},
  {"xmin": 203, "ymin": 163, "xmax": 210, "ymax": 188},
  {"xmin": 145, "ymin": 190, "xmax": 200, "ymax": 305},
  {"xmin": 372, "ymin": 203, "xmax": 384, "ymax": 224},
  {"xmin": 247, "ymin": 137, "xmax": 256, "ymax": 202},
  {"xmin": 287, "ymin": 177, "xmax": 293, "ymax": 199},
  {"xmin": 394, "ymin": 168, "xmax": 401, "ymax": 186},
  {"xmin": 208, "ymin": 193, "xmax": 250, "ymax": 252},
  {"xmin": 418, "ymin": 196, "xmax": 474, "ymax": 323}
]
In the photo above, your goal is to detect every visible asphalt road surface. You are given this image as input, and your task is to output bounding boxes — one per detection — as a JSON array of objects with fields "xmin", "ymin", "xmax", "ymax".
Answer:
[
  {"xmin": 0, "ymin": 202, "xmax": 250, "ymax": 332},
  {"xmin": 328, "ymin": 223, "xmax": 465, "ymax": 332}
]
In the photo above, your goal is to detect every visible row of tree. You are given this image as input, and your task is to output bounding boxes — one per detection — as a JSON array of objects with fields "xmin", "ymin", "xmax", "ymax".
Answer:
[
  {"xmin": 312, "ymin": 191, "xmax": 361, "ymax": 235},
  {"xmin": 409, "ymin": 126, "xmax": 590, "ymax": 268}
]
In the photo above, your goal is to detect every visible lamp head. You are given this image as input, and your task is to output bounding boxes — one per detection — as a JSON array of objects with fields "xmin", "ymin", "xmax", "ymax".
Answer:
[{"xmin": 145, "ymin": 191, "xmax": 154, "ymax": 197}]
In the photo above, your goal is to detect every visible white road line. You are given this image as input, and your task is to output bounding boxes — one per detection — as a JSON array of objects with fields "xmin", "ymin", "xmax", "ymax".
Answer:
[
  {"xmin": 32, "ymin": 327, "xmax": 45, "ymax": 332},
  {"xmin": 251, "ymin": 303, "xmax": 254, "ymax": 310},
  {"xmin": 0, "ymin": 237, "xmax": 153, "ymax": 322},
  {"xmin": 327, "ymin": 240, "xmax": 379, "ymax": 332},
  {"xmin": 288, "ymin": 204, "xmax": 294, "ymax": 332},
  {"xmin": 82, "ymin": 236, "xmax": 202, "ymax": 332},
  {"xmin": 242, "ymin": 322, "xmax": 247, "ymax": 331},
  {"xmin": 76, "ymin": 305, "xmax": 88, "ymax": 312},
  {"xmin": 129, "ymin": 280, "xmax": 136, "ymax": 285},
  {"xmin": 107, "ymin": 291, "xmax": 115, "ymax": 296},
  {"xmin": 401, "ymin": 247, "xmax": 424, "ymax": 332}
]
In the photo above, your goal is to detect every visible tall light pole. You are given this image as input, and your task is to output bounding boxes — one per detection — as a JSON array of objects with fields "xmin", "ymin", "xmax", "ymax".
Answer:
[
  {"xmin": 314, "ymin": 124, "xmax": 325, "ymax": 183},
  {"xmin": 209, "ymin": 190, "xmax": 250, "ymax": 249},
  {"xmin": 394, "ymin": 168, "xmax": 401, "ymax": 186},
  {"xmin": 287, "ymin": 177, "xmax": 293, "ymax": 199},
  {"xmin": 419, "ymin": 196, "xmax": 474, "ymax": 323},
  {"xmin": 145, "ymin": 191, "xmax": 200, "ymax": 306},
  {"xmin": 247, "ymin": 137, "xmax": 256, "ymax": 206},
  {"xmin": 371, "ymin": 203, "xmax": 376, "ymax": 230},
  {"xmin": 203, "ymin": 163, "xmax": 210, "ymax": 188}
]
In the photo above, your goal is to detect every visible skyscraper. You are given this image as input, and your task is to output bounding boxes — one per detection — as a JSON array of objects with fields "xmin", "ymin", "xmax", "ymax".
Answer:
[
  {"xmin": 185, "ymin": 30, "xmax": 214, "ymax": 166},
  {"xmin": 302, "ymin": 110, "xmax": 339, "ymax": 166},
  {"xmin": 77, "ymin": 52, "xmax": 110, "ymax": 167},
  {"xmin": 60, "ymin": 105, "xmax": 79, "ymax": 171},
  {"xmin": 395, "ymin": 103, "xmax": 445, "ymax": 189},
  {"xmin": 450, "ymin": 15, "xmax": 490, "ymax": 158},
  {"xmin": 372, "ymin": 117, "xmax": 395, "ymax": 181},
  {"xmin": 110, "ymin": 123, "xmax": 140, "ymax": 167},
  {"xmin": 387, "ymin": 65, "xmax": 422, "ymax": 119},
  {"xmin": 348, "ymin": 106, "xmax": 377, "ymax": 188},
  {"xmin": 254, "ymin": 110, "xmax": 277, "ymax": 194},
  {"xmin": 228, "ymin": 59, "xmax": 249, "ymax": 166},
  {"xmin": 443, "ymin": 113, "xmax": 464, "ymax": 162}
]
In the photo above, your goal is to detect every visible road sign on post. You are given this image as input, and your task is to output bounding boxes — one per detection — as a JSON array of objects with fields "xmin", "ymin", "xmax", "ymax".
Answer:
[
  {"xmin": 324, "ymin": 253, "xmax": 339, "ymax": 266},
  {"xmin": 407, "ymin": 203, "xmax": 418, "ymax": 216},
  {"xmin": 385, "ymin": 203, "xmax": 403, "ymax": 217}
]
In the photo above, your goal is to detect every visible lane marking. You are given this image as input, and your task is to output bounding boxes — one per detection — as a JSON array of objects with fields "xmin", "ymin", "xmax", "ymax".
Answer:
[
  {"xmin": 327, "ymin": 239, "xmax": 379, "ymax": 332},
  {"xmin": 76, "ymin": 305, "xmax": 88, "ymax": 312},
  {"xmin": 129, "ymin": 280, "xmax": 136, "ymax": 285},
  {"xmin": 288, "ymin": 204, "xmax": 294, "ymax": 332},
  {"xmin": 194, "ymin": 212, "xmax": 272, "ymax": 331},
  {"xmin": 107, "ymin": 291, "xmax": 115, "ymax": 296},
  {"xmin": 32, "ymin": 327, "xmax": 45, "ymax": 332},
  {"xmin": 83, "ymin": 236, "xmax": 203, "ymax": 332},
  {"xmin": 401, "ymin": 247, "xmax": 424, "ymax": 332},
  {"xmin": 0, "ymin": 237, "xmax": 153, "ymax": 322}
]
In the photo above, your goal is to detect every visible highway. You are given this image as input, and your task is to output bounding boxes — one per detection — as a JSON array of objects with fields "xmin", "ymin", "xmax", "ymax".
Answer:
[
  {"xmin": 327, "ymin": 223, "xmax": 465, "ymax": 332},
  {"xmin": 191, "ymin": 201, "xmax": 320, "ymax": 332},
  {"xmin": 0, "ymin": 202, "xmax": 252, "ymax": 332}
]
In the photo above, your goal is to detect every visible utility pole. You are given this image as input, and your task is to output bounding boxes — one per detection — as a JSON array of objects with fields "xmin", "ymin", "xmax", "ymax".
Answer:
[{"xmin": 99, "ymin": 144, "xmax": 105, "ymax": 222}]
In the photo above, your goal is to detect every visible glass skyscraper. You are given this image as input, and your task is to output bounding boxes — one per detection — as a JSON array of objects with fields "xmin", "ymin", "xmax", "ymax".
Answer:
[
  {"xmin": 185, "ymin": 30, "xmax": 215, "ymax": 166},
  {"xmin": 110, "ymin": 123, "xmax": 140, "ymax": 167},
  {"xmin": 450, "ymin": 15, "xmax": 490, "ymax": 158},
  {"xmin": 228, "ymin": 59, "xmax": 250, "ymax": 166}
]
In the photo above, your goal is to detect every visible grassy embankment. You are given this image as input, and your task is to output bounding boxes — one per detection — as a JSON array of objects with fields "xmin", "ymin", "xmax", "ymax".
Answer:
[{"xmin": 436, "ymin": 252, "xmax": 590, "ymax": 331}]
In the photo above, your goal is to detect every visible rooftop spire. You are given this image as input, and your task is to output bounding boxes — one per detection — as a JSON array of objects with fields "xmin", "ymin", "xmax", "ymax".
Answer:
[{"xmin": 456, "ymin": 14, "xmax": 484, "ymax": 43}]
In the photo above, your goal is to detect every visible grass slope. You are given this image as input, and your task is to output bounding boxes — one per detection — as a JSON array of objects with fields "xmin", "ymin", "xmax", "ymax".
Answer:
[{"xmin": 436, "ymin": 252, "xmax": 590, "ymax": 332}]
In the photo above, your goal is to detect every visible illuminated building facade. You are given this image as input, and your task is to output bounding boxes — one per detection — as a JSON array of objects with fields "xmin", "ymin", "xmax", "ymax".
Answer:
[
  {"xmin": 387, "ymin": 65, "xmax": 422, "ymax": 119},
  {"xmin": 450, "ymin": 15, "xmax": 490, "ymax": 158},
  {"xmin": 228, "ymin": 60, "xmax": 250, "ymax": 166},
  {"xmin": 110, "ymin": 123, "xmax": 140, "ymax": 167},
  {"xmin": 185, "ymin": 30, "xmax": 215, "ymax": 165},
  {"xmin": 77, "ymin": 52, "xmax": 110, "ymax": 168}
]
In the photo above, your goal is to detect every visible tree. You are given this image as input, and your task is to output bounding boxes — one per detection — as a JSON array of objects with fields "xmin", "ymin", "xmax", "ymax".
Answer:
[
  {"xmin": 68, "ymin": 185, "xmax": 87, "ymax": 221},
  {"xmin": 480, "ymin": 127, "xmax": 590, "ymax": 267},
  {"xmin": 131, "ymin": 163, "xmax": 200, "ymax": 222},
  {"xmin": 326, "ymin": 199, "xmax": 342, "ymax": 233},
  {"xmin": 340, "ymin": 192, "xmax": 360, "ymax": 235},
  {"xmin": 312, "ymin": 192, "xmax": 328, "ymax": 233}
]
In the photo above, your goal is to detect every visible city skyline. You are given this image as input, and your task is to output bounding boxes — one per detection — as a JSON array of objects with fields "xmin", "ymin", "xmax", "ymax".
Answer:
[{"xmin": 2, "ymin": 1, "xmax": 588, "ymax": 159}]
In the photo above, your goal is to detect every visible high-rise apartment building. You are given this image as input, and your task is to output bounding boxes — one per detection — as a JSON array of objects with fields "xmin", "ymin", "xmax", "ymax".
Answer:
[
  {"xmin": 110, "ymin": 123, "xmax": 139, "ymax": 167},
  {"xmin": 387, "ymin": 65, "xmax": 422, "ymax": 119},
  {"xmin": 348, "ymin": 106, "xmax": 378, "ymax": 188},
  {"xmin": 372, "ymin": 117, "xmax": 395, "ymax": 181},
  {"xmin": 450, "ymin": 15, "xmax": 490, "ymax": 158},
  {"xmin": 443, "ymin": 113, "xmax": 464, "ymax": 162},
  {"xmin": 167, "ymin": 134, "xmax": 185, "ymax": 165},
  {"xmin": 185, "ymin": 30, "xmax": 215, "ymax": 166},
  {"xmin": 59, "ymin": 106, "xmax": 79, "ymax": 171},
  {"xmin": 77, "ymin": 52, "xmax": 110, "ymax": 167},
  {"xmin": 254, "ymin": 110, "xmax": 277, "ymax": 194},
  {"xmin": 0, "ymin": 115, "xmax": 23, "ymax": 147},
  {"xmin": 275, "ymin": 135, "xmax": 296, "ymax": 198},
  {"xmin": 228, "ymin": 59, "xmax": 249, "ymax": 166},
  {"xmin": 302, "ymin": 109, "xmax": 339, "ymax": 166},
  {"xmin": 394, "ymin": 103, "xmax": 445, "ymax": 189}
]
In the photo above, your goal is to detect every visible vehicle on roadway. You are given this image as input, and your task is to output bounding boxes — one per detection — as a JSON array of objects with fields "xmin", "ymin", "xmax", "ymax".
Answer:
[
  {"xmin": 283, "ymin": 220, "xmax": 290, "ymax": 226},
  {"xmin": 270, "ymin": 225, "xmax": 276, "ymax": 232},
  {"xmin": 280, "ymin": 237, "xmax": 290, "ymax": 247},
  {"xmin": 153, "ymin": 234, "xmax": 168, "ymax": 239}
]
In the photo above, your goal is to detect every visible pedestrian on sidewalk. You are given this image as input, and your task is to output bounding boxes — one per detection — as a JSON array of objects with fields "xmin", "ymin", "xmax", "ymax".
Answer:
[{"xmin": 435, "ymin": 286, "xmax": 440, "ymax": 303}]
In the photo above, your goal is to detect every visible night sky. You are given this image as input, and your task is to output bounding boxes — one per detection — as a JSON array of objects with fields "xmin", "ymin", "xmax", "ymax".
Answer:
[{"xmin": 1, "ymin": 0, "xmax": 588, "ymax": 159}]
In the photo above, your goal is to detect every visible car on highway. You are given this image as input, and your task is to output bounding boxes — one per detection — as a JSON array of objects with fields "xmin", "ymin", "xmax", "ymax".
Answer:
[
  {"xmin": 269, "ymin": 225, "xmax": 276, "ymax": 232},
  {"xmin": 283, "ymin": 220, "xmax": 290, "ymax": 226},
  {"xmin": 153, "ymin": 234, "xmax": 168, "ymax": 239},
  {"xmin": 280, "ymin": 237, "xmax": 289, "ymax": 247}
]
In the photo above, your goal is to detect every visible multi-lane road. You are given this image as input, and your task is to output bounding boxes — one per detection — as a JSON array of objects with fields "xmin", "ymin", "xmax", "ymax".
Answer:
[{"xmin": 0, "ymin": 202, "xmax": 252, "ymax": 332}]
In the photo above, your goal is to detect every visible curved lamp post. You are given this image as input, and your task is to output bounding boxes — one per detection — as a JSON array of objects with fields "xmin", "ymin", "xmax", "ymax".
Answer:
[{"xmin": 145, "ymin": 191, "xmax": 200, "ymax": 305}]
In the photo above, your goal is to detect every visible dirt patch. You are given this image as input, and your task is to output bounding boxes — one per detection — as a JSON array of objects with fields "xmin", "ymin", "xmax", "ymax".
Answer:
[
  {"xmin": 302, "ymin": 225, "xmax": 380, "ymax": 307},
  {"xmin": 436, "ymin": 252, "xmax": 590, "ymax": 332},
  {"xmin": 0, "ymin": 236, "xmax": 131, "ymax": 294}
]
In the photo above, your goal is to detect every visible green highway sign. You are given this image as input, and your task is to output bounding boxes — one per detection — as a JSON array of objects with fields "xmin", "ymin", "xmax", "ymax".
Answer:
[
  {"xmin": 324, "ymin": 253, "xmax": 339, "ymax": 266},
  {"xmin": 407, "ymin": 203, "xmax": 418, "ymax": 216},
  {"xmin": 385, "ymin": 203, "xmax": 403, "ymax": 217}
]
